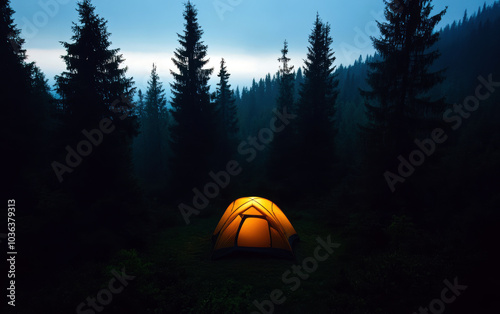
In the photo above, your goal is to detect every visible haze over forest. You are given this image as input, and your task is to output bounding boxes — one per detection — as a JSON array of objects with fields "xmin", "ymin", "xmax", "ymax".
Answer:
[{"xmin": 2, "ymin": 0, "xmax": 499, "ymax": 313}]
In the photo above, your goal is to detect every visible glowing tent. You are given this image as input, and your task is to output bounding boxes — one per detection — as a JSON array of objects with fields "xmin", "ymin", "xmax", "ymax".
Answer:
[{"xmin": 212, "ymin": 197, "xmax": 299, "ymax": 259}]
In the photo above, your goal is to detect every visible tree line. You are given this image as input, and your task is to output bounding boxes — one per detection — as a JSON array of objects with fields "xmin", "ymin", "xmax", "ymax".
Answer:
[
  {"xmin": 4, "ymin": 0, "xmax": 500, "ymax": 214},
  {"xmin": 3, "ymin": 0, "xmax": 500, "ymax": 299}
]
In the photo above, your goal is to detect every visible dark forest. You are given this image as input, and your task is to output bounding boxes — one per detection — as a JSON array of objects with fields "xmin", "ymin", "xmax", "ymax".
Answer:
[{"xmin": 2, "ymin": 0, "xmax": 500, "ymax": 313}]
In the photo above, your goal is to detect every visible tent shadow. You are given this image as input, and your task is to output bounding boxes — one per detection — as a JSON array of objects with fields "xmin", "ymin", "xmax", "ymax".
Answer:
[
  {"xmin": 210, "ymin": 238, "xmax": 301, "ymax": 262},
  {"xmin": 213, "ymin": 250, "xmax": 294, "ymax": 261}
]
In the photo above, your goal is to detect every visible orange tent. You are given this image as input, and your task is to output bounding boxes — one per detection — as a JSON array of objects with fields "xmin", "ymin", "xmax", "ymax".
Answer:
[{"xmin": 212, "ymin": 197, "xmax": 298, "ymax": 259}]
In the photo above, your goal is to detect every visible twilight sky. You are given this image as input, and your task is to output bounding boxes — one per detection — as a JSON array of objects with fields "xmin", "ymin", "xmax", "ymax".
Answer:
[{"xmin": 11, "ymin": 0, "xmax": 496, "ymax": 94}]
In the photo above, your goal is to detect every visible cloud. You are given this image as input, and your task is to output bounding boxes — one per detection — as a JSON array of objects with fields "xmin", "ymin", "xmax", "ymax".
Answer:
[
  {"xmin": 25, "ymin": 47, "xmax": 309, "ymax": 93},
  {"xmin": 124, "ymin": 49, "xmax": 307, "ymax": 89},
  {"xmin": 25, "ymin": 48, "xmax": 66, "ymax": 80}
]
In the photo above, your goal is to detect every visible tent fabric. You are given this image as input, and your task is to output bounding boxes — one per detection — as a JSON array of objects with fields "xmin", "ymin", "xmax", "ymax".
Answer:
[{"xmin": 212, "ymin": 197, "xmax": 298, "ymax": 259}]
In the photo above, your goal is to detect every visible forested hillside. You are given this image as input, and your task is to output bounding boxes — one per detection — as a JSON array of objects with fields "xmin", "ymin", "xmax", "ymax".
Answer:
[{"xmin": 3, "ymin": 0, "xmax": 499, "ymax": 313}]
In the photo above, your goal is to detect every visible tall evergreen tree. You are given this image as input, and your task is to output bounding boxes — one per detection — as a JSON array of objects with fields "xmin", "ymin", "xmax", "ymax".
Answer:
[
  {"xmin": 234, "ymin": 86, "xmax": 241, "ymax": 101},
  {"xmin": 248, "ymin": 78, "xmax": 258, "ymax": 122},
  {"xmin": 215, "ymin": 58, "xmax": 238, "ymax": 137},
  {"xmin": 296, "ymin": 14, "xmax": 339, "ymax": 187},
  {"xmin": 54, "ymin": 0, "xmax": 138, "ymax": 207},
  {"xmin": 28, "ymin": 64, "xmax": 58, "ymax": 166},
  {"xmin": 142, "ymin": 64, "xmax": 168, "ymax": 187},
  {"xmin": 294, "ymin": 67, "xmax": 304, "ymax": 100},
  {"xmin": 1, "ymin": 0, "xmax": 29, "ymax": 193},
  {"xmin": 169, "ymin": 1, "xmax": 216, "ymax": 195},
  {"xmin": 214, "ymin": 58, "xmax": 238, "ymax": 158},
  {"xmin": 1, "ymin": 0, "xmax": 55, "ymax": 201},
  {"xmin": 360, "ymin": 0, "xmax": 447, "ymax": 197},
  {"xmin": 269, "ymin": 40, "xmax": 297, "ymax": 184},
  {"xmin": 136, "ymin": 89, "xmax": 145, "ymax": 116},
  {"xmin": 277, "ymin": 40, "xmax": 295, "ymax": 113},
  {"xmin": 132, "ymin": 89, "xmax": 147, "ymax": 179},
  {"xmin": 56, "ymin": 0, "xmax": 135, "ymax": 128}
]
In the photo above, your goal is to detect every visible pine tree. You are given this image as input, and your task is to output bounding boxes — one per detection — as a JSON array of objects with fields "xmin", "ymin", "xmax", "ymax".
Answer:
[
  {"xmin": 277, "ymin": 40, "xmax": 295, "ymax": 113},
  {"xmin": 132, "ymin": 89, "xmax": 147, "ymax": 179},
  {"xmin": 239, "ymin": 79, "xmax": 258, "ymax": 136},
  {"xmin": 169, "ymin": 1, "xmax": 216, "ymax": 194},
  {"xmin": 214, "ymin": 58, "xmax": 238, "ymax": 159},
  {"xmin": 360, "ymin": 0, "xmax": 447, "ymax": 199},
  {"xmin": 264, "ymin": 73, "xmax": 274, "ymax": 111},
  {"xmin": 137, "ymin": 89, "xmax": 145, "ymax": 116},
  {"xmin": 28, "ymin": 64, "xmax": 57, "ymax": 166},
  {"xmin": 249, "ymin": 78, "xmax": 258, "ymax": 121},
  {"xmin": 296, "ymin": 14, "xmax": 339, "ymax": 187},
  {"xmin": 215, "ymin": 58, "xmax": 238, "ymax": 137},
  {"xmin": 294, "ymin": 67, "xmax": 304, "ymax": 100},
  {"xmin": 1, "ymin": 0, "xmax": 55, "ymax": 200},
  {"xmin": 234, "ymin": 86, "xmax": 241, "ymax": 101},
  {"xmin": 1, "ymin": 0, "xmax": 30, "ymax": 184},
  {"xmin": 56, "ymin": 0, "xmax": 135, "ymax": 128},
  {"xmin": 142, "ymin": 64, "xmax": 168, "ymax": 187},
  {"xmin": 54, "ymin": 0, "xmax": 138, "ymax": 207},
  {"xmin": 268, "ymin": 40, "xmax": 297, "ymax": 184}
]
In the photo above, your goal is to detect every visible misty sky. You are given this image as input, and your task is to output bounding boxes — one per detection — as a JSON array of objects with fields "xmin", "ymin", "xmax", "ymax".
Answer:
[{"xmin": 11, "ymin": 0, "xmax": 496, "ymax": 94}]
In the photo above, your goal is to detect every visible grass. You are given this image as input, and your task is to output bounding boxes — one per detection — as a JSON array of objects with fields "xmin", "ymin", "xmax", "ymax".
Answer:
[
  {"xmin": 16, "ymin": 193, "xmax": 493, "ymax": 314},
  {"xmin": 139, "ymin": 208, "xmax": 344, "ymax": 313}
]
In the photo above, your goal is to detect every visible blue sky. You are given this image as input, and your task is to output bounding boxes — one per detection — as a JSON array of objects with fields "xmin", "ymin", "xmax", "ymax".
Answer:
[{"xmin": 11, "ymin": 0, "xmax": 497, "ymax": 94}]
